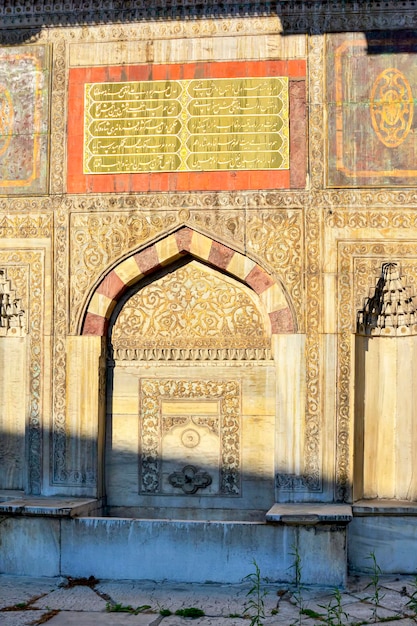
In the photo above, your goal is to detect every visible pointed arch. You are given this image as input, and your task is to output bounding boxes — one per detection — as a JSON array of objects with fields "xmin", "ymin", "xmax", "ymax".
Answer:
[{"xmin": 80, "ymin": 227, "xmax": 296, "ymax": 336}]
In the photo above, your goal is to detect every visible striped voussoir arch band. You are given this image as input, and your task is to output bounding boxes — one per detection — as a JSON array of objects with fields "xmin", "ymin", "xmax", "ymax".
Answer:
[{"xmin": 81, "ymin": 227, "xmax": 295, "ymax": 336}]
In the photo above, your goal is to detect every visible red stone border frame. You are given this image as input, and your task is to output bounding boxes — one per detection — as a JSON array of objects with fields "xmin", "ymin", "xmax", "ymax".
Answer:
[{"xmin": 68, "ymin": 60, "xmax": 306, "ymax": 193}]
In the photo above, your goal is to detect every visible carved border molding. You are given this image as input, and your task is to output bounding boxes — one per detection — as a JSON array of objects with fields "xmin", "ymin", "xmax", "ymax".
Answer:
[
  {"xmin": 275, "ymin": 34, "xmax": 324, "ymax": 493},
  {"xmin": 4, "ymin": 189, "xmax": 417, "ymax": 212},
  {"xmin": 0, "ymin": 249, "xmax": 44, "ymax": 495},
  {"xmin": 52, "ymin": 206, "xmax": 72, "ymax": 485},
  {"xmin": 326, "ymin": 209, "xmax": 417, "ymax": 229},
  {"xmin": 337, "ymin": 241, "xmax": 417, "ymax": 502},
  {"xmin": 300, "ymin": 33, "xmax": 324, "ymax": 492}
]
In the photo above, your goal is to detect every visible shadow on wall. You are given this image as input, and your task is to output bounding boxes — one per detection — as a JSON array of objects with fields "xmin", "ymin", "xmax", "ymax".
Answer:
[
  {"xmin": 0, "ymin": 2, "xmax": 414, "ymax": 48},
  {"xmin": 0, "ymin": 427, "xmax": 350, "ymax": 515}
]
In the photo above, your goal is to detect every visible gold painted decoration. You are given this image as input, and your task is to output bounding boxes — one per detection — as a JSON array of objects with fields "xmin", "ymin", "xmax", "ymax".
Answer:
[
  {"xmin": 84, "ymin": 77, "xmax": 289, "ymax": 173},
  {"xmin": 370, "ymin": 68, "xmax": 413, "ymax": 148}
]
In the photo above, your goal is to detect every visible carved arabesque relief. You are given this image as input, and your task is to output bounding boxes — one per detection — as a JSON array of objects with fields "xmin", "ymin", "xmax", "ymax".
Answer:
[
  {"xmin": 140, "ymin": 379, "xmax": 240, "ymax": 496},
  {"xmin": 112, "ymin": 261, "xmax": 270, "ymax": 359},
  {"xmin": 246, "ymin": 210, "xmax": 303, "ymax": 330}
]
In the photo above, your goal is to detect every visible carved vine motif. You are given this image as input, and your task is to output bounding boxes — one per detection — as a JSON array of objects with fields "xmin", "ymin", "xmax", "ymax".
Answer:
[
  {"xmin": 112, "ymin": 262, "xmax": 269, "ymax": 352},
  {"xmin": 0, "ymin": 251, "xmax": 43, "ymax": 495},
  {"xmin": 246, "ymin": 210, "xmax": 303, "ymax": 330},
  {"xmin": 337, "ymin": 243, "xmax": 417, "ymax": 501},
  {"xmin": 139, "ymin": 379, "xmax": 240, "ymax": 496},
  {"xmin": 276, "ymin": 34, "xmax": 324, "ymax": 493}
]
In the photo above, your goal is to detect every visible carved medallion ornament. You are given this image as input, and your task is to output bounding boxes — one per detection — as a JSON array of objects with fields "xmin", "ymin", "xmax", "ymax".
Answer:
[
  {"xmin": 168, "ymin": 465, "xmax": 212, "ymax": 494},
  {"xmin": 112, "ymin": 261, "xmax": 269, "ymax": 359},
  {"xmin": 140, "ymin": 379, "xmax": 240, "ymax": 496}
]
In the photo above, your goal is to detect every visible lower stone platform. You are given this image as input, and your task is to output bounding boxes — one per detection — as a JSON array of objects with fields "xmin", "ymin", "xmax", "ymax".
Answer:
[
  {"xmin": 3, "ymin": 498, "xmax": 416, "ymax": 584},
  {"xmin": 0, "ymin": 500, "xmax": 351, "ymax": 586}
]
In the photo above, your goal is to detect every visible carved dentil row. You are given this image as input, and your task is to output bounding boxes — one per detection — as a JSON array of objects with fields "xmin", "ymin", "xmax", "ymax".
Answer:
[{"xmin": 0, "ymin": 1, "xmax": 414, "ymax": 31}]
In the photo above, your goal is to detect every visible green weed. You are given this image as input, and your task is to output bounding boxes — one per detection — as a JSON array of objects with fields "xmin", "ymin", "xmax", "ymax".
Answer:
[
  {"xmin": 175, "ymin": 607, "xmax": 205, "ymax": 618},
  {"xmin": 318, "ymin": 588, "xmax": 348, "ymax": 626},
  {"xmin": 364, "ymin": 551, "xmax": 384, "ymax": 623},
  {"xmin": 106, "ymin": 602, "xmax": 151, "ymax": 615},
  {"xmin": 243, "ymin": 559, "xmax": 268, "ymax": 626}
]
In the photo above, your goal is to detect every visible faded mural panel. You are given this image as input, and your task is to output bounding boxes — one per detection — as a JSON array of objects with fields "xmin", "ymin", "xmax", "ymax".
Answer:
[
  {"xmin": 327, "ymin": 32, "xmax": 417, "ymax": 187},
  {"xmin": 0, "ymin": 45, "xmax": 50, "ymax": 195}
]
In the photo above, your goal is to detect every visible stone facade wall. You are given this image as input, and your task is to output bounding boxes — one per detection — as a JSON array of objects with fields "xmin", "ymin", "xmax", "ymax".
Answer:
[{"xmin": 0, "ymin": 1, "xmax": 416, "ymax": 509}]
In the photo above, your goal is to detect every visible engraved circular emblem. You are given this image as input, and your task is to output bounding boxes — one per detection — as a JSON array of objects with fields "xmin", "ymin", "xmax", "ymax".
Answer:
[
  {"xmin": 0, "ymin": 84, "xmax": 14, "ymax": 156},
  {"xmin": 370, "ymin": 68, "xmax": 413, "ymax": 148},
  {"xmin": 181, "ymin": 429, "xmax": 200, "ymax": 448}
]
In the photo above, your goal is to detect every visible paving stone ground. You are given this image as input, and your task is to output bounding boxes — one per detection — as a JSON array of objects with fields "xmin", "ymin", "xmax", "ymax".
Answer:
[{"xmin": 1, "ymin": 574, "xmax": 417, "ymax": 625}]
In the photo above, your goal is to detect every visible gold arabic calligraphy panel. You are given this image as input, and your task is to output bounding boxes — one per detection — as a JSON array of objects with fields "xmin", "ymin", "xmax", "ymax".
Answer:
[{"xmin": 84, "ymin": 77, "xmax": 289, "ymax": 174}]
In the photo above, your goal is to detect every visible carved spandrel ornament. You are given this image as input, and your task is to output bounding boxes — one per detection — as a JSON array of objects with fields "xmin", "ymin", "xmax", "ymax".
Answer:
[
  {"xmin": 0, "ymin": 268, "xmax": 26, "ymax": 337},
  {"xmin": 357, "ymin": 262, "xmax": 417, "ymax": 337}
]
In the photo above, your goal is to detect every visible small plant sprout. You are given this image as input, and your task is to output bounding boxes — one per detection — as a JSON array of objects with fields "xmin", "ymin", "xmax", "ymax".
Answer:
[
  {"xmin": 406, "ymin": 575, "xmax": 417, "ymax": 617},
  {"xmin": 243, "ymin": 559, "xmax": 268, "ymax": 626},
  {"xmin": 319, "ymin": 587, "xmax": 349, "ymax": 626},
  {"xmin": 364, "ymin": 551, "xmax": 384, "ymax": 623},
  {"xmin": 106, "ymin": 602, "xmax": 151, "ymax": 615}
]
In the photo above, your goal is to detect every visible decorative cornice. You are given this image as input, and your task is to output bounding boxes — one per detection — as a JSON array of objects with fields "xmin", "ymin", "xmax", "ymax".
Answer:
[{"xmin": 0, "ymin": 1, "xmax": 415, "ymax": 31}]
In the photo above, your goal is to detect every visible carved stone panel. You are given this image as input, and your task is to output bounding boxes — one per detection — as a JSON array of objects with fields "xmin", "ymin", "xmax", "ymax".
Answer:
[{"xmin": 140, "ymin": 379, "xmax": 240, "ymax": 496}]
